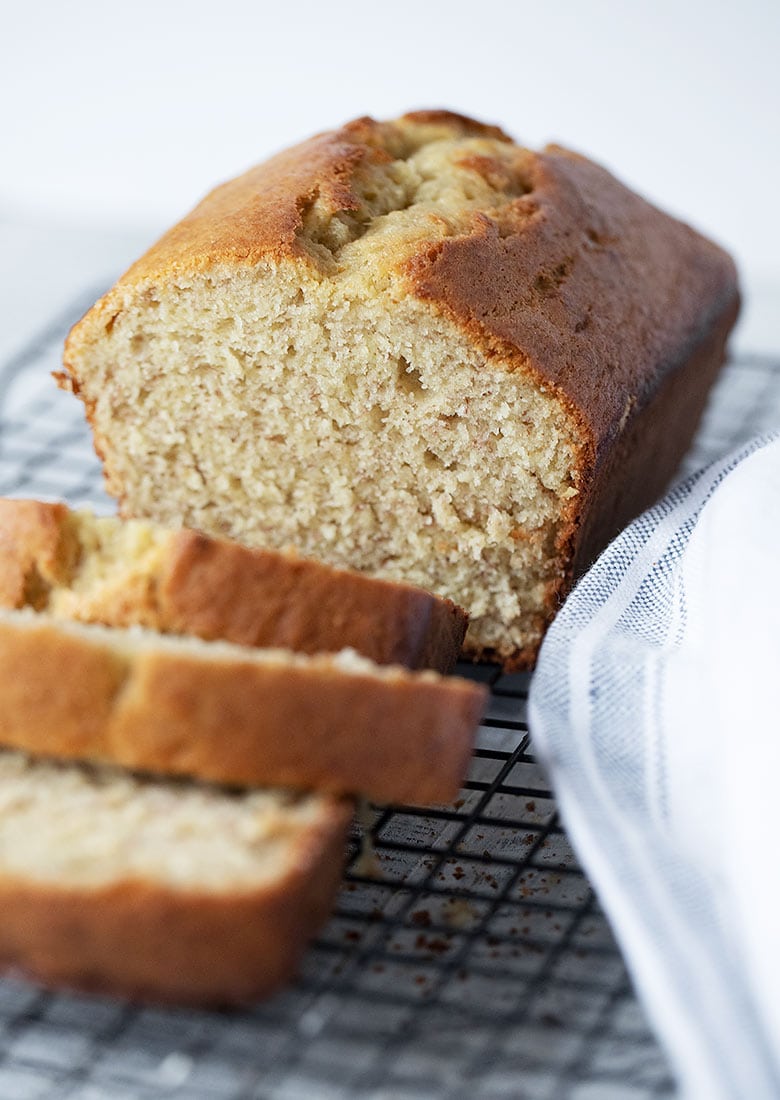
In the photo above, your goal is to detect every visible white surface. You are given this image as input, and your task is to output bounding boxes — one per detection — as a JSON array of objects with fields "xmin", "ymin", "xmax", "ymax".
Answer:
[
  {"xmin": 1, "ymin": 0, "xmax": 779, "ymax": 288},
  {"xmin": 530, "ymin": 433, "xmax": 780, "ymax": 1100},
  {"xmin": 0, "ymin": 211, "xmax": 148, "ymax": 364}
]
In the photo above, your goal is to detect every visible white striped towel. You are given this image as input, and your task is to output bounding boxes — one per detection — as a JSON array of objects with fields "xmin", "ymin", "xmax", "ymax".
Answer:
[{"xmin": 529, "ymin": 432, "xmax": 780, "ymax": 1100}]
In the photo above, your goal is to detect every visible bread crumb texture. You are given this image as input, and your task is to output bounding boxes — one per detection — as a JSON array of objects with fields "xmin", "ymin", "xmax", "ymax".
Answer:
[
  {"xmin": 61, "ymin": 113, "xmax": 646, "ymax": 663},
  {"xmin": 0, "ymin": 749, "xmax": 338, "ymax": 890},
  {"xmin": 52, "ymin": 512, "xmax": 173, "ymax": 624}
]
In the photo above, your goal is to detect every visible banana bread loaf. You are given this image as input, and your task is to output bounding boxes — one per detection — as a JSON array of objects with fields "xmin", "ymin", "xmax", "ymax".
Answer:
[{"xmin": 60, "ymin": 110, "xmax": 739, "ymax": 667}]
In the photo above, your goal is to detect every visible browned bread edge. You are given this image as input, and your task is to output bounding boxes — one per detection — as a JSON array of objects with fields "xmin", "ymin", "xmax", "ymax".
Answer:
[
  {"xmin": 0, "ymin": 612, "xmax": 486, "ymax": 805},
  {"xmin": 0, "ymin": 499, "xmax": 468, "ymax": 672},
  {"xmin": 0, "ymin": 793, "xmax": 350, "ymax": 1006}
]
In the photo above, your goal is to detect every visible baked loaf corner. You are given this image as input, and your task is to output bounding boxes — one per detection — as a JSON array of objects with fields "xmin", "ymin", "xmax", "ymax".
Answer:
[{"xmin": 61, "ymin": 110, "xmax": 740, "ymax": 667}]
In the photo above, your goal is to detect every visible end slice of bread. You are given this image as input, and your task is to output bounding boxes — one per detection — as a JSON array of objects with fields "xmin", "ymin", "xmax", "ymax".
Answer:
[
  {"xmin": 0, "ymin": 750, "xmax": 350, "ymax": 1005},
  {"xmin": 0, "ymin": 609, "xmax": 486, "ymax": 805},
  {"xmin": 0, "ymin": 498, "xmax": 468, "ymax": 672}
]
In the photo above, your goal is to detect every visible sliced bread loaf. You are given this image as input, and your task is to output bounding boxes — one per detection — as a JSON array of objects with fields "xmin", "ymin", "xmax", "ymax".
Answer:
[
  {"xmin": 0, "ymin": 750, "xmax": 350, "ymax": 1004},
  {"xmin": 0, "ymin": 498, "xmax": 467, "ymax": 671},
  {"xmin": 60, "ymin": 110, "xmax": 739, "ymax": 668},
  {"xmin": 0, "ymin": 609, "xmax": 485, "ymax": 805}
]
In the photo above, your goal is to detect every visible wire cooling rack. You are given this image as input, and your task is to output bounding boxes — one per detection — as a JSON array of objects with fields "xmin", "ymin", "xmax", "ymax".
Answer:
[{"xmin": 0, "ymin": 293, "xmax": 778, "ymax": 1100}]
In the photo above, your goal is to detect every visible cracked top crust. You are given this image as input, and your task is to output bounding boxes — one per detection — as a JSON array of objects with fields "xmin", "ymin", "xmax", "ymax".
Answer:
[
  {"xmin": 60, "ymin": 111, "xmax": 740, "ymax": 669},
  {"xmin": 104, "ymin": 109, "xmax": 739, "ymax": 464},
  {"xmin": 117, "ymin": 111, "xmax": 514, "ymax": 276}
]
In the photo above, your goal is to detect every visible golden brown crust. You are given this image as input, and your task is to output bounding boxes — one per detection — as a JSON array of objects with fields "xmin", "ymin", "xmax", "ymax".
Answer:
[
  {"xmin": 0, "ymin": 797, "xmax": 350, "ymax": 1005},
  {"xmin": 404, "ymin": 143, "xmax": 738, "ymax": 454},
  {"xmin": 570, "ymin": 291, "xmax": 741, "ymax": 580},
  {"xmin": 59, "ymin": 113, "xmax": 511, "ymax": 308},
  {"xmin": 109, "ymin": 127, "xmax": 376, "ymax": 281},
  {"xmin": 395, "ymin": 108, "xmax": 510, "ymax": 140},
  {"xmin": 0, "ymin": 500, "xmax": 467, "ymax": 671},
  {"xmin": 0, "ymin": 614, "xmax": 485, "ymax": 805},
  {"xmin": 79, "ymin": 115, "xmax": 735, "ymax": 446},
  {"xmin": 59, "ymin": 112, "xmax": 739, "ymax": 668},
  {"xmin": 161, "ymin": 529, "xmax": 467, "ymax": 671}
]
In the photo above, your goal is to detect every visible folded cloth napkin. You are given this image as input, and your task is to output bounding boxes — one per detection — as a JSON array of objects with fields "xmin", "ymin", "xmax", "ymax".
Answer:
[{"xmin": 529, "ymin": 432, "xmax": 780, "ymax": 1100}]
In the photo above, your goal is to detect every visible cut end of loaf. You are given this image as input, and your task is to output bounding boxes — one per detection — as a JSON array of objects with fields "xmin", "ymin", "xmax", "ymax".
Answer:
[
  {"xmin": 63, "ymin": 116, "xmax": 590, "ymax": 663},
  {"xmin": 69, "ymin": 279, "xmax": 581, "ymax": 662}
]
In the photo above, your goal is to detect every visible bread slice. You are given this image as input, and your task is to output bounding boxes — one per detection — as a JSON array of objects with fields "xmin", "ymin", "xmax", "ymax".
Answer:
[
  {"xmin": 0, "ymin": 749, "xmax": 350, "ymax": 1004},
  {"xmin": 0, "ymin": 608, "xmax": 485, "ymax": 805},
  {"xmin": 59, "ymin": 110, "xmax": 739, "ymax": 668},
  {"xmin": 0, "ymin": 498, "xmax": 467, "ymax": 672}
]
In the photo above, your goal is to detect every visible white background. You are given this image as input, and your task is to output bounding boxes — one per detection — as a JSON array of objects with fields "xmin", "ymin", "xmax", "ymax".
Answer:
[{"xmin": 1, "ymin": 0, "xmax": 778, "ymax": 355}]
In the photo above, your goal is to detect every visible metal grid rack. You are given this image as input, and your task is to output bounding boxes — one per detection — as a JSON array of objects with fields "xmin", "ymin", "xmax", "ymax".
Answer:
[{"xmin": 0, "ymin": 293, "xmax": 777, "ymax": 1100}]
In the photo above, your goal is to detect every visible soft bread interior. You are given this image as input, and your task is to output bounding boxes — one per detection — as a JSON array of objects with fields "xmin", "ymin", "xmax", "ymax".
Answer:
[
  {"xmin": 0, "ymin": 749, "xmax": 343, "ymax": 890},
  {"xmin": 66, "ymin": 120, "xmax": 584, "ymax": 661},
  {"xmin": 17, "ymin": 509, "xmax": 174, "ymax": 626},
  {"xmin": 55, "ymin": 512, "xmax": 172, "ymax": 617}
]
